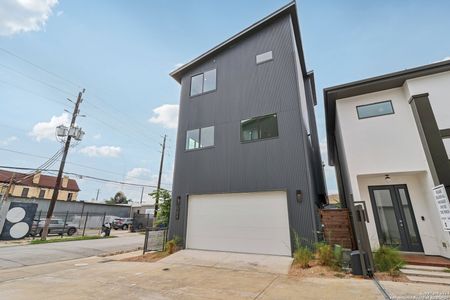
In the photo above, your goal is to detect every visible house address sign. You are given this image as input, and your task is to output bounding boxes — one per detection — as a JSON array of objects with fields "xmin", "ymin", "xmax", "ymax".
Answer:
[{"xmin": 433, "ymin": 185, "xmax": 450, "ymax": 231}]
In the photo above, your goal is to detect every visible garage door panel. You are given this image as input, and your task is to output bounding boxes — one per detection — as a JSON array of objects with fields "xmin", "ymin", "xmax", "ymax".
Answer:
[{"xmin": 186, "ymin": 191, "xmax": 291, "ymax": 256}]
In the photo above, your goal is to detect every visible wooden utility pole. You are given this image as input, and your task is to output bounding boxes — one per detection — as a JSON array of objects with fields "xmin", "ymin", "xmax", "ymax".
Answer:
[
  {"xmin": 41, "ymin": 89, "xmax": 85, "ymax": 240},
  {"xmin": 154, "ymin": 134, "xmax": 166, "ymax": 218},
  {"xmin": 0, "ymin": 174, "xmax": 15, "ymax": 236}
]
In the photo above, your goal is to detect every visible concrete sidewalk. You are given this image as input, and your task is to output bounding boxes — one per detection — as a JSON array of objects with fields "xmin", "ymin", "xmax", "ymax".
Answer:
[{"xmin": 0, "ymin": 250, "xmax": 449, "ymax": 300}]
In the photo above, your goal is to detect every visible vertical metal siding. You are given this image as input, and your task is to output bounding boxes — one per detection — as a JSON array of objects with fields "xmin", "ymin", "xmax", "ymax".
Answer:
[{"xmin": 169, "ymin": 15, "xmax": 323, "ymax": 248}]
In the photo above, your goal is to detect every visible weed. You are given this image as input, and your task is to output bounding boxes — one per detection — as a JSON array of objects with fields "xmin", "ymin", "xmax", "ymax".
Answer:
[
  {"xmin": 294, "ymin": 247, "xmax": 313, "ymax": 268},
  {"xmin": 374, "ymin": 246, "xmax": 405, "ymax": 276}
]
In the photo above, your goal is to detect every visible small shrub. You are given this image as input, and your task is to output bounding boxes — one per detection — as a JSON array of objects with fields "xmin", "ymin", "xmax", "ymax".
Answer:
[
  {"xmin": 374, "ymin": 246, "xmax": 405, "ymax": 276},
  {"xmin": 315, "ymin": 242, "xmax": 334, "ymax": 267},
  {"xmin": 165, "ymin": 240, "xmax": 176, "ymax": 254},
  {"xmin": 294, "ymin": 247, "xmax": 313, "ymax": 268},
  {"xmin": 173, "ymin": 235, "xmax": 183, "ymax": 247}
]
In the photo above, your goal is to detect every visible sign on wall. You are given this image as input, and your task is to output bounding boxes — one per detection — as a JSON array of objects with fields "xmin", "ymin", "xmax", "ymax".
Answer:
[{"xmin": 432, "ymin": 185, "xmax": 450, "ymax": 232}]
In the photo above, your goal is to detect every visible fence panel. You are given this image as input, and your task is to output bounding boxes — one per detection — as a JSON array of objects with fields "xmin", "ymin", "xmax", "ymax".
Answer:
[{"xmin": 143, "ymin": 227, "xmax": 168, "ymax": 253}]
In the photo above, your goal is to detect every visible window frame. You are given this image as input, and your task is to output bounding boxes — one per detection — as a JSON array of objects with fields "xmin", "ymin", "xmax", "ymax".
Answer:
[
  {"xmin": 189, "ymin": 68, "xmax": 217, "ymax": 97},
  {"xmin": 39, "ymin": 189, "xmax": 46, "ymax": 199},
  {"xmin": 185, "ymin": 125, "xmax": 215, "ymax": 151},
  {"xmin": 356, "ymin": 100, "xmax": 395, "ymax": 120},
  {"xmin": 240, "ymin": 113, "xmax": 279, "ymax": 143}
]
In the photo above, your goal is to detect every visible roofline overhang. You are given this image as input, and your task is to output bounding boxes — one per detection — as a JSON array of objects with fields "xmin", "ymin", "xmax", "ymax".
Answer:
[
  {"xmin": 324, "ymin": 59, "xmax": 450, "ymax": 166},
  {"xmin": 169, "ymin": 1, "xmax": 307, "ymax": 83}
]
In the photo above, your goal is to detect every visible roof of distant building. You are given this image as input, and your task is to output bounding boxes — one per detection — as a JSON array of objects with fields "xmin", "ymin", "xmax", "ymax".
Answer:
[{"xmin": 0, "ymin": 169, "xmax": 80, "ymax": 192}]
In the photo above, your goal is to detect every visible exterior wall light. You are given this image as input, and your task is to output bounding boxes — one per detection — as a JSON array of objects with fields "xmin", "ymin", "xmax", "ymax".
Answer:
[
  {"xmin": 296, "ymin": 190, "xmax": 303, "ymax": 203},
  {"xmin": 385, "ymin": 174, "xmax": 392, "ymax": 183}
]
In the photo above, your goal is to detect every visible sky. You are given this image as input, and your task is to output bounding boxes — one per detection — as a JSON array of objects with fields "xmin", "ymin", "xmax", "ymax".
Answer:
[{"xmin": 0, "ymin": 0, "xmax": 449, "ymax": 203}]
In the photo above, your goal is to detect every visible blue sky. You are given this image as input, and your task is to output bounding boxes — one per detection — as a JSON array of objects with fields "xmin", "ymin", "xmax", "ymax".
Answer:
[{"xmin": 0, "ymin": 0, "xmax": 449, "ymax": 203}]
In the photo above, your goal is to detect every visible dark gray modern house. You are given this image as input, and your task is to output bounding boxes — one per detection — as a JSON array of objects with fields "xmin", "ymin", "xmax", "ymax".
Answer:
[{"xmin": 168, "ymin": 2, "xmax": 326, "ymax": 256}]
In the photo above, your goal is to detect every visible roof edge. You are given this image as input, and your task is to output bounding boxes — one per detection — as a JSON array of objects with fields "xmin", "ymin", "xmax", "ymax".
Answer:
[{"xmin": 169, "ymin": 1, "xmax": 300, "ymax": 83}]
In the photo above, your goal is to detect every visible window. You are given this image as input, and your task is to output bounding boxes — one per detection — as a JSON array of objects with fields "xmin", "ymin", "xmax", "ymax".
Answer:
[
  {"xmin": 21, "ymin": 187, "xmax": 29, "ymax": 197},
  {"xmin": 190, "ymin": 69, "xmax": 216, "ymax": 96},
  {"xmin": 256, "ymin": 51, "xmax": 273, "ymax": 64},
  {"xmin": 68, "ymin": 192, "xmax": 73, "ymax": 201},
  {"xmin": 186, "ymin": 126, "xmax": 215, "ymax": 150},
  {"xmin": 241, "ymin": 114, "xmax": 279, "ymax": 142},
  {"xmin": 39, "ymin": 189, "xmax": 46, "ymax": 198},
  {"xmin": 357, "ymin": 100, "xmax": 394, "ymax": 119}
]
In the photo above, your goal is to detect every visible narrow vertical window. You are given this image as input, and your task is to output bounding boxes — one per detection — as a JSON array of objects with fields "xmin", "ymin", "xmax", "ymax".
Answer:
[
  {"xmin": 186, "ymin": 129, "xmax": 200, "ymax": 150},
  {"xmin": 175, "ymin": 196, "xmax": 181, "ymax": 220}
]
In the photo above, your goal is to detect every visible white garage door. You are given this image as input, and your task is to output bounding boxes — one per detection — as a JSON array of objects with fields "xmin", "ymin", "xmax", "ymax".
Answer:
[{"xmin": 186, "ymin": 191, "xmax": 291, "ymax": 256}]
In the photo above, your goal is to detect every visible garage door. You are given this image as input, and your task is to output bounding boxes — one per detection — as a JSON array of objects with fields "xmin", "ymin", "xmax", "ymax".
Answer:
[{"xmin": 186, "ymin": 191, "xmax": 291, "ymax": 256}]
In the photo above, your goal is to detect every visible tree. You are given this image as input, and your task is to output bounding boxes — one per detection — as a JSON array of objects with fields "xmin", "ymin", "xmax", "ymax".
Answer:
[
  {"xmin": 150, "ymin": 188, "xmax": 171, "ymax": 227},
  {"xmin": 105, "ymin": 191, "xmax": 130, "ymax": 205}
]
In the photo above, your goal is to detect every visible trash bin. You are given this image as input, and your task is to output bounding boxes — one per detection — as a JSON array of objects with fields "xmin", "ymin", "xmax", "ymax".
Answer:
[{"xmin": 350, "ymin": 250, "xmax": 369, "ymax": 275}]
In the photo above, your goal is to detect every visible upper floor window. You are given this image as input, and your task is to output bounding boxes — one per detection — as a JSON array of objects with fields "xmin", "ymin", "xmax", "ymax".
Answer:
[
  {"xmin": 256, "ymin": 51, "xmax": 273, "ymax": 65},
  {"xmin": 241, "ymin": 113, "xmax": 278, "ymax": 142},
  {"xmin": 186, "ymin": 126, "xmax": 215, "ymax": 150},
  {"xmin": 21, "ymin": 187, "xmax": 29, "ymax": 197},
  {"xmin": 356, "ymin": 100, "xmax": 394, "ymax": 119},
  {"xmin": 190, "ymin": 69, "xmax": 217, "ymax": 97}
]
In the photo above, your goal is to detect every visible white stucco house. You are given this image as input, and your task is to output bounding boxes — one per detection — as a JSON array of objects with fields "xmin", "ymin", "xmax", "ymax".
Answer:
[{"xmin": 324, "ymin": 60, "xmax": 450, "ymax": 258}]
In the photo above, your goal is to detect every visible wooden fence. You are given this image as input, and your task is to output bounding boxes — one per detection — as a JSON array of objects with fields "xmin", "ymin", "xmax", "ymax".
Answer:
[{"xmin": 320, "ymin": 208, "xmax": 355, "ymax": 249}]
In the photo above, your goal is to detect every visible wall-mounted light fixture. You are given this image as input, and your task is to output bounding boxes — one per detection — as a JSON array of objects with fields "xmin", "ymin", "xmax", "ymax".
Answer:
[
  {"xmin": 385, "ymin": 174, "xmax": 392, "ymax": 183},
  {"xmin": 296, "ymin": 190, "xmax": 303, "ymax": 203}
]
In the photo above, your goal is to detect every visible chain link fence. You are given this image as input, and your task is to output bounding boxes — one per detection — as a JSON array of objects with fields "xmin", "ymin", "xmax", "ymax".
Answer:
[
  {"xmin": 143, "ymin": 227, "xmax": 168, "ymax": 253},
  {"xmin": 30, "ymin": 210, "xmax": 121, "ymax": 238}
]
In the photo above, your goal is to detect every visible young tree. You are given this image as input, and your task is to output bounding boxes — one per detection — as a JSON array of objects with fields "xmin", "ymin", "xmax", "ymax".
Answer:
[
  {"xmin": 150, "ymin": 188, "xmax": 171, "ymax": 227},
  {"xmin": 105, "ymin": 191, "xmax": 130, "ymax": 205}
]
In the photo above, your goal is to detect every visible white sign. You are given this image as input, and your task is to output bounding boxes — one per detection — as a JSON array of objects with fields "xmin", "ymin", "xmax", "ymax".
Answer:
[
  {"xmin": 432, "ymin": 185, "xmax": 450, "ymax": 231},
  {"xmin": 145, "ymin": 208, "xmax": 154, "ymax": 215}
]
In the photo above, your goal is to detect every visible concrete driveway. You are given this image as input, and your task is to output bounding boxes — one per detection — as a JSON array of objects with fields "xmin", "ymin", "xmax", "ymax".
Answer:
[
  {"xmin": 1, "ymin": 249, "xmax": 449, "ymax": 299},
  {"xmin": 160, "ymin": 250, "xmax": 294, "ymax": 274}
]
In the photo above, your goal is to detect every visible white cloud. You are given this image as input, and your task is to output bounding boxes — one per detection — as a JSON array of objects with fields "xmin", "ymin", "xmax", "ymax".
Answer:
[
  {"xmin": 0, "ymin": 136, "xmax": 18, "ymax": 146},
  {"xmin": 149, "ymin": 104, "xmax": 179, "ymax": 129},
  {"xmin": 29, "ymin": 112, "xmax": 69, "ymax": 141},
  {"xmin": 126, "ymin": 167, "xmax": 152, "ymax": 181},
  {"xmin": 0, "ymin": 0, "xmax": 59, "ymax": 36},
  {"xmin": 79, "ymin": 145, "xmax": 121, "ymax": 158},
  {"xmin": 93, "ymin": 133, "xmax": 102, "ymax": 140}
]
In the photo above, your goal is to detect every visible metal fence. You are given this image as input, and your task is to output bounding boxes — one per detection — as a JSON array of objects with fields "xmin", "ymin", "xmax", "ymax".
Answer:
[
  {"xmin": 132, "ymin": 213, "xmax": 153, "ymax": 232},
  {"xmin": 31, "ymin": 210, "xmax": 118, "ymax": 238},
  {"xmin": 143, "ymin": 227, "xmax": 168, "ymax": 254}
]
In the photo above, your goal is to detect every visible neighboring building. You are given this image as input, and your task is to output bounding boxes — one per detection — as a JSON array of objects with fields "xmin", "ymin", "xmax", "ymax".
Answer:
[
  {"xmin": 130, "ymin": 203, "xmax": 155, "ymax": 216},
  {"xmin": 324, "ymin": 60, "xmax": 450, "ymax": 258},
  {"xmin": 168, "ymin": 2, "xmax": 326, "ymax": 256},
  {"xmin": 0, "ymin": 170, "xmax": 80, "ymax": 201}
]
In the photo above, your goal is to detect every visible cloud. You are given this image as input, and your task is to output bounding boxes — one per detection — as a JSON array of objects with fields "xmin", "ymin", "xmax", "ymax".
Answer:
[
  {"xmin": 29, "ymin": 112, "xmax": 69, "ymax": 141},
  {"xmin": 0, "ymin": 0, "xmax": 59, "ymax": 36},
  {"xmin": 126, "ymin": 167, "xmax": 152, "ymax": 181},
  {"xmin": 79, "ymin": 145, "xmax": 121, "ymax": 157},
  {"xmin": 149, "ymin": 104, "xmax": 179, "ymax": 129},
  {"xmin": 442, "ymin": 56, "xmax": 450, "ymax": 62},
  {"xmin": 93, "ymin": 133, "xmax": 102, "ymax": 140},
  {"xmin": 0, "ymin": 136, "xmax": 18, "ymax": 146}
]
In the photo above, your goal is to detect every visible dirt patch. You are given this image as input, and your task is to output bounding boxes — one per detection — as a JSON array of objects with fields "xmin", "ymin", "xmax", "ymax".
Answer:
[
  {"xmin": 120, "ymin": 251, "xmax": 169, "ymax": 263},
  {"xmin": 289, "ymin": 260, "xmax": 354, "ymax": 279}
]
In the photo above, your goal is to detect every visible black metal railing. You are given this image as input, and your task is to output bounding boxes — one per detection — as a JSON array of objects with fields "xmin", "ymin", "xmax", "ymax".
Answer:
[{"xmin": 143, "ymin": 227, "xmax": 168, "ymax": 254}]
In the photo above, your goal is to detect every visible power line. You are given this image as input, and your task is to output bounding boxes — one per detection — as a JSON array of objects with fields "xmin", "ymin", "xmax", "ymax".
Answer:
[
  {"xmin": 0, "ymin": 47, "xmax": 82, "ymax": 89},
  {"xmin": 0, "ymin": 166, "xmax": 172, "ymax": 188}
]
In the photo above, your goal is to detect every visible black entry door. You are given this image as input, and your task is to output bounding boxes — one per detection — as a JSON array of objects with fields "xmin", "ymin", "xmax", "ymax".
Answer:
[{"xmin": 369, "ymin": 185, "xmax": 423, "ymax": 252}]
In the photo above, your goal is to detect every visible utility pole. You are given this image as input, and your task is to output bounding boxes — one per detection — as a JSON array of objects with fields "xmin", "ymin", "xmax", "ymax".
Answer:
[
  {"xmin": 0, "ymin": 174, "xmax": 15, "ymax": 237},
  {"xmin": 154, "ymin": 134, "xmax": 166, "ymax": 219},
  {"xmin": 139, "ymin": 186, "xmax": 144, "ymax": 204},
  {"xmin": 95, "ymin": 189, "xmax": 100, "ymax": 202},
  {"xmin": 41, "ymin": 89, "xmax": 85, "ymax": 240}
]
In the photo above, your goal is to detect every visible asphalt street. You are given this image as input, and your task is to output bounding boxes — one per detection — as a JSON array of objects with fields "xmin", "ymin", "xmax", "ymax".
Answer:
[{"xmin": 0, "ymin": 234, "xmax": 143, "ymax": 270}]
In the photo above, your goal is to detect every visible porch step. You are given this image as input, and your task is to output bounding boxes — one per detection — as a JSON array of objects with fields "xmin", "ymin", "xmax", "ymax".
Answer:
[
  {"xmin": 402, "ymin": 264, "xmax": 448, "ymax": 272},
  {"xmin": 405, "ymin": 275, "xmax": 450, "ymax": 286},
  {"xmin": 400, "ymin": 268, "xmax": 450, "ymax": 279}
]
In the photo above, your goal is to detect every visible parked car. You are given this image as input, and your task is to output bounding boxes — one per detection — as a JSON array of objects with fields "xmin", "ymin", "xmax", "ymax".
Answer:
[
  {"xmin": 30, "ymin": 218, "xmax": 78, "ymax": 237},
  {"xmin": 113, "ymin": 218, "xmax": 133, "ymax": 230}
]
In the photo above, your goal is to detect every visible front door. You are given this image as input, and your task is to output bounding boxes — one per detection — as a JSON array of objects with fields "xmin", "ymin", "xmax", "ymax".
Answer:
[{"xmin": 369, "ymin": 185, "xmax": 423, "ymax": 252}]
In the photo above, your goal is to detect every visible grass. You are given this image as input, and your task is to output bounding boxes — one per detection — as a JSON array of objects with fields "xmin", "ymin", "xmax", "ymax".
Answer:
[
  {"xmin": 443, "ymin": 268, "xmax": 450, "ymax": 273},
  {"xmin": 30, "ymin": 235, "xmax": 116, "ymax": 245}
]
